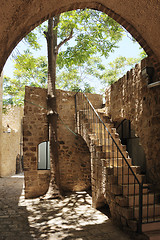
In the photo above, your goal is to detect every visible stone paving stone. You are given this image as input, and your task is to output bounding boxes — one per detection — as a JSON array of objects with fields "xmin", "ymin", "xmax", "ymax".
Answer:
[{"xmin": 0, "ymin": 174, "xmax": 133, "ymax": 240}]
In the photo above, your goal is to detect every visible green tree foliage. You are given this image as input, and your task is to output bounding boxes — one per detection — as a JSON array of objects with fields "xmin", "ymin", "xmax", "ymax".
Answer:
[
  {"xmin": 3, "ymin": 51, "xmax": 47, "ymax": 106},
  {"xmin": 3, "ymin": 9, "xmax": 145, "ymax": 106},
  {"xmin": 24, "ymin": 31, "xmax": 42, "ymax": 50},
  {"xmin": 56, "ymin": 65, "xmax": 96, "ymax": 93},
  {"xmin": 56, "ymin": 9, "xmax": 123, "ymax": 68},
  {"xmin": 99, "ymin": 56, "xmax": 141, "ymax": 85}
]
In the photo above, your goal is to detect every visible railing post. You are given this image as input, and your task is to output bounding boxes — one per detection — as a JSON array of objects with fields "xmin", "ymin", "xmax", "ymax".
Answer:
[
  {"xmin": 78, "ymin": 91, "xmax": 148, "ymax": 232},
  {"xmin": 75, "ymin": 93, "xmax": 78, "ymax": 132},
  {"xmin": 138, "ymin": 183, "xmax": 143, "ymax": 233},
  {"xmin": 75, "ymin": 91, "xmax": 81, "ymax": 133}
]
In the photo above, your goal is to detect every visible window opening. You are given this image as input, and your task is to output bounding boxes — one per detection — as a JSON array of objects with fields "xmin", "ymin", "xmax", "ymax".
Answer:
[{"xmin": 38, "ymin": 141, "xmax": 50, "ymax": 170}]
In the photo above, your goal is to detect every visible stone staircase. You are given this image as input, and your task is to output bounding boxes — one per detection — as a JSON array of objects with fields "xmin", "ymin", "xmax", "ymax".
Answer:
[{"xmin": 76, "ymin": 97, "xmax": 160, "ymax": 239}]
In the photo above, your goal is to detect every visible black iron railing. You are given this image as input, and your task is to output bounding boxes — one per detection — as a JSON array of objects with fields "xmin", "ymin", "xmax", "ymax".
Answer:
[{"xmin": 75, "ymin": 91, "xmax": 160, "ymax": 232}]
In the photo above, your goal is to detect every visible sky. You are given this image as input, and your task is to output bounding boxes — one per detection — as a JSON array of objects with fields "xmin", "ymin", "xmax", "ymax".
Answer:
[{"xmin": 3, "ymin": 26, "xmax": 142, "ymax": 93}]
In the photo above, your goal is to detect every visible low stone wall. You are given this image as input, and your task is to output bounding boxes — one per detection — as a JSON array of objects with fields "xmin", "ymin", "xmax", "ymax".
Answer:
[
  {"xmin": 1, "ymin": 106, "xmax": 23, "ymax": 177},
  {"xmin": 105, "ymin": 57, "xmax": 160, "ymax": 185},
  {"xmin": 24, "ymin": 87, "xmax": 103, "ymax": 198}
]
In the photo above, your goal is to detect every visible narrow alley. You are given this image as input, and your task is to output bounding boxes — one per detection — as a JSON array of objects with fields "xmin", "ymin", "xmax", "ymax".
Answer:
[{"xmin": 0, "ymin": 174, "xmax": 133, "ymax": 240}]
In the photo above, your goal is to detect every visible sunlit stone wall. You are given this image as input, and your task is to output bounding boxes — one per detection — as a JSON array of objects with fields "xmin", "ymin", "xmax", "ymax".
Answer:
[
  {"xmin": 105, "ymin": 57, "xmax": 160, "ymax": 185},
  {"xmin": 23, "ymin": 87, "xmax": 103, "ymax": 198},
  {"xmin": 1, "ymin": 106, "xmax": 23, "ymax": 177}
]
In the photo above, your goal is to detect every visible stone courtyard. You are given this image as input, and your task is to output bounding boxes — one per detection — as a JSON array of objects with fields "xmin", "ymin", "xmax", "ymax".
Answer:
[{"xmin": 0, "ymin": 174, "xmax": 134, "ymax": 240}]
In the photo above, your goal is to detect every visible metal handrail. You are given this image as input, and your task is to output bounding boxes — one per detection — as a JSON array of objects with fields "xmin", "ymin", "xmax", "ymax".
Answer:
[
  {"xmin": 79, "ymin": 92, "xmax": 142, "ymax": 184},
  {"xmin": 75, "ymin": 91, "xmax": 160, "ymax": 231},
  {"xmin": 75, "ymin": 91, "xmax": 144, "ymax": 233}
]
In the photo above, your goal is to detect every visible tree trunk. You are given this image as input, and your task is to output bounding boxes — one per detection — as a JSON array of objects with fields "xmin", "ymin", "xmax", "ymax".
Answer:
[{"xmin": 44, "ymin": 16, "xmax": 62, "ymax": 198}]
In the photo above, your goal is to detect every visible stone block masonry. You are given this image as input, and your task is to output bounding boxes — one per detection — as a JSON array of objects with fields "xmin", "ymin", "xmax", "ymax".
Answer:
[
  {"xmin": 23, "ymin": 87, "xmax": 49, "ymax": 198},
  {"xmin": 23, "ymin": 87, "xmax": 103, "ymax": 198},
  {"xmin": 1, "ymin": 106, "xmax": 24, "ymax": 177},
  {"xmin": 105, "ymin": 57, "xmax": 160, "ymax": 186}
]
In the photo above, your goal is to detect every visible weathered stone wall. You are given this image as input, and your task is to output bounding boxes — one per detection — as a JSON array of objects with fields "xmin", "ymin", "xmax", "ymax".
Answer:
[
  {"xmin": 3, "ymin": 106, "xmax": 23, "ymax": 131},
  {"xmin": 24, "ymin": 86, "xmax": 103, "ymax": 198},
  {"xmin": 1, "ymin": 106, "xmax": 23, "ymax": 177},
  {"xmin": 56, "ymin": 90, "xmax": 98, "ymax": 192},
  {"xmin": 105, "ymin": 57, "xmax": 160, "ymax": 185},
  {"xmin": 23, "ymin": 87, "xmax": 49, "ymax": 198}
]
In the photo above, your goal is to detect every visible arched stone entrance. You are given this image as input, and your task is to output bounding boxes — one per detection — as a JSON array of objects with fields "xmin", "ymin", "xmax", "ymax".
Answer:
[{"xmin": 0, "ymin": 0, "xmax": 160, "ymax": 73}]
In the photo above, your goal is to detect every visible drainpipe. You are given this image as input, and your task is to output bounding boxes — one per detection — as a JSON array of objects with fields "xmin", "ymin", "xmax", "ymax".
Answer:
[{"xmin": 0, "ymin": 71, "xmax": 3, "ymax": 177}]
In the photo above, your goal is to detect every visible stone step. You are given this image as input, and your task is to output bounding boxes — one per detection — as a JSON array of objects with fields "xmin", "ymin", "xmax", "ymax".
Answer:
[
  {"xmin": 113, "ymin": 132, "xmax": 120, "ymax": 138},
  {"xmin": 95, "ymin": 139, "xmax": 121, "ymax": 149},
  {"xmin": 104, "ymin": 157, "xmax": 132, "ymax": 167},
  {"xmin": 93, "ymin": 127, "xmax": 118, "ymax": 138},
  {"xmin": 105, "ymin": 144, "xmax": 126, "ymax": 152},
  {"xmin": 142, "ymin": 221, "xmax": 160, "ymax": 232},
  {"xmin": 96, "ymin": 108, "xmax": 106, "ymax": 114},
  {"xmin": 91, "ymin": 121, "xmax": 114, "ymax": 128},
  {"xmin": 130, "ymin": 193, "xmax": 160, "ymax": 207},
  {"xmin": 92, "ymin": 129, "xmax": 117, "ymax": 139},
  {"xmin": 81, "ymin": 112, "xmax": 104, "ymax": 121},
  {"xmin": 96, "ymin": 144, "xmax": 118, "ymax": 152},
  {"xmin": 78, "ymin": 109, "xmax": 114, "ymax": 127},
  {"xmin": 116, "ymin": 204, "xmax": 160, "ymax": 220},
  {"xmin": 115, "ymin": 192, "xmax": 156, "ymax": 207},
  {"xmin": 105, "ymin": 122, "xmax": 114, "ymax": 128},
  {"xmin": 109, "ymin": 183, "xmax": 148, "ymax": 196},
  {"xmin": 107, "ymin": 150, "xmax": 129, "ymax": 159},
  {"xmin": 92, "ymin": 129, "xmax": 112, "ymax": 138},
  {"xmin": 105, "ymin": 165, "xmax": 141, "ymax": 176},
  {"xmin": 108, "ymin": 173, "xmax": 144, "ymax": 185},
  {"xmin": 78, "ymin": 126, "xmax": 93, "ymax": 136},
  {"xmin": 88, "ymin": 133, "xmax": 97, "ymax": 140},
  {"xmin": 91, "ymin": 122, "xmax": 114, "ymax": 131},
  {"xmin": 113, "ymin": 165, "xmax": 141, "ymax": 176},
  {"xmin": 122, "ymin": 183, "xmax": 149, "ymax": 195},
  {"xmin": 92, "ymin": 138, "xmax": 114, "ymax": 147},
  {"xmin": 134, "ymin": 204, "xmax": 160, "ymax": 219},
  {"xmin": 103, "ymin": 144, "xmax": 128, "ymax": 155},
  {"xmin": 95, "ymin": 146, "xmax": 128, "ymax": 158},
  {"xmin": 92, "ymin": 133, "xmax": 121, "ymax": 145},
  {"xmin": 118, "ymin": 173, "xmax": 145, "ymax": 184},
  {"xmin": 96, "ymin": 110, "xmax": 111, "ymax": 119},
  {"xmin": 144, "ymin": 230, "xmax": 160, "ymax": 240},
  {"xmin": 83, "ymin": 120, "xmax": 114, "ymax": 130},
  {"xmin": 110, "ymin": 127, "xmax": 117, "ymax": 134}
]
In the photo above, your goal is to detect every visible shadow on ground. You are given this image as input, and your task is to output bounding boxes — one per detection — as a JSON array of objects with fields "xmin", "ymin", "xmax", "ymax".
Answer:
[
  {"xmin": 0, "ymin": 174, "xmax": 37, "ymax": 240},
  {"xmin": 0, "ymin": 175, "xmax": 133, "ymax": 240},
  {"xmin": 25, "ymin": 191, "xmax": 132, "ymax": 240}
]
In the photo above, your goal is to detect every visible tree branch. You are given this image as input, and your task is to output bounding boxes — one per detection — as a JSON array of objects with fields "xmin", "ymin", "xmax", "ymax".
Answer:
[
  {"xmin": 56, "ymin": 29, "xmax": 73, "ymax": 52},
  {"xmin": 44, "ymin": 30, "xmax": 48, "ymax": 40}
]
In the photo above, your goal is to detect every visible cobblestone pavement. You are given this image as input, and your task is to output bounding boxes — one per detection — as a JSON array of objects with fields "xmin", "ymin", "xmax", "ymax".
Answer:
[{"xmin": 0, "ymin": 174, "xmax": 134, "ymax": 240}]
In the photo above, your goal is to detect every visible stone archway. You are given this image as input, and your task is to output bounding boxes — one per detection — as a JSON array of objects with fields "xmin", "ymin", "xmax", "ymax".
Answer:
[
  {"xmin": 0, "ymin": 0, "xmax": 160, "ymax": 184},
  {"xmin": 1, "ymin": 0, "xmax": 160, "ymax": 74}
]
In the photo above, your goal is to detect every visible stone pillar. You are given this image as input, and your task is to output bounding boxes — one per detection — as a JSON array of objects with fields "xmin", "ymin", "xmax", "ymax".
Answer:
[{"xmin": 0, "ymin": 71, "xmax": 3, "ymax": 176}]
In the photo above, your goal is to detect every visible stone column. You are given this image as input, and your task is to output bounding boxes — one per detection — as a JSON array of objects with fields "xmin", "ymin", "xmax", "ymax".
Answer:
[{"xmin": 0, "ymin": 71, "xmax": 3, "ymax": 177}]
